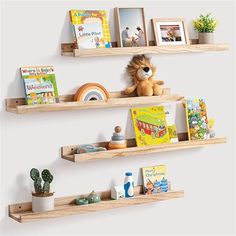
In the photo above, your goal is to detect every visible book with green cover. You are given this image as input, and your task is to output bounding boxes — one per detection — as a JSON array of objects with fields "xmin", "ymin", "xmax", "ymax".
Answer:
[{"xmin": 20, "ymin": 66, "xmax": 59, "ymax": 105}]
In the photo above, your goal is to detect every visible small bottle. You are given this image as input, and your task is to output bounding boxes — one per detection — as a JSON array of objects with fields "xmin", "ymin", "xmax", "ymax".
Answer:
[{"xmin": 124, "ymin": 172, "xmax": 134, "ymax": 198}]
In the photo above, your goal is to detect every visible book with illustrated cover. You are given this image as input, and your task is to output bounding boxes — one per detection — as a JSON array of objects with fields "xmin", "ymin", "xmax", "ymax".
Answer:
[
  {"xmin": 164, "ymin": 103, "xmax": 179, "ymax": 143},
  {"xmin": 142, "ymin": 165, "xmax": 168, "ymax": 195},
  {"xmin": 185, "ymin": 98, "xmax": 208, "ymax": 140},
  {"xmin": 69, "ymin": 10, "xmax": 112, "ymax": 49},
  {"xmin": 131, "ymin": 106, "xmax": 170, "ymax": 147},
  {"xmin": 20, "ymin": 66, "xmax": 59, "ymax": 105}
]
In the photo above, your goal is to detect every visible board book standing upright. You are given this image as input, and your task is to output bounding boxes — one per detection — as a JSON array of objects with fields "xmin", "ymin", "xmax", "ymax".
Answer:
[
  {"xmin": 185, "ymin": 98, "xmax": 208, "ymax": 140},
  {"xmin": 131, "ymin": 106, "xmax": 170, "ymax": 147},
  {"xmin": 69, "ymin": 10, "xmax": 112, "ymax": 49},
  {"xmin": 142, "ymin": 165, "xmax": 167, "ymax": 195},
  {"xmin": 20, "ymin": 66, "xmax": 59, "ymax": 105}
]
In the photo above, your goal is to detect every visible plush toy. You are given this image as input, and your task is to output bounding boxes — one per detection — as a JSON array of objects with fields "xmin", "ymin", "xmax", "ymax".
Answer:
[{"xmin": 125, "ymin": 54, "xmax": 164, "ymax": 96}]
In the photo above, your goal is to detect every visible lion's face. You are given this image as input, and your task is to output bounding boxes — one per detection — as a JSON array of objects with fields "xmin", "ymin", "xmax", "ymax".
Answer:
[
  {"xmin": 127, "ymin": 55, "xmax": 156, "ymax": 82},
  {"xmin": 137, "ymin": 66, "xmax": 153, "ymax": 80}
]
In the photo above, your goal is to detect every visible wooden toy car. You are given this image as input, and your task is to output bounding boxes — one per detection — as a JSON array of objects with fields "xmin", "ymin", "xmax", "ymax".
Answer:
[{"xmin": 76, "ymin": 144, "xmax": 106, "ymax": 154}]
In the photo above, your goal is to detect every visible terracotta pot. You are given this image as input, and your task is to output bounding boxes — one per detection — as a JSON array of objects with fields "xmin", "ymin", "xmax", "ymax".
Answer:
[
  {"xmin": 199, "ymin": 33, "xmax": 214, "ymax": 44},
  {"xmin": 32, "ymin": 193, "xmax": 54, "ymax": 212}
]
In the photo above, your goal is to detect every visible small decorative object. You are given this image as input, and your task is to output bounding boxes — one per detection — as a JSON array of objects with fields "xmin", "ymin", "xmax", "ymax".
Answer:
[
  {"xmin": 75, "ymin": 198, "xmax": 89, "ymax": 205},
  {"xmin": 193, "ymin": 13, "xmax": 217, "ymax": 44},
  {"xmin": 74, "ymin": 83, "xmax": 109, "ymax": 102},
  {"xmin": 69, "ymin": 10, "xmax": 112, "ymax": 49},
  {"xmin": 30, "ymin": 168, "xmax": 54, "ymax": 212},
  {"xmin": 207, "ymin": 118, "xmax": 216, "ymax": 138},
  {"xmin": 87, "ymin": 191, "xmax": 101, "ymax": 204},
  {"xmin": 21, "ymin": 66, "xmax": 59, "ymax": 105},
  {"xmin": 185, "ymin": 98, "xmax": 208, "ymax": 140},
  {"xmin": 125, "ymin": 55, "xmax": 164, "ymax": 96},
  {"xmin": 160, "ymin": 177, "xmax": 168, "ymax": 192},
  {"xmin": 131, "ymin": 106, "xmax": 170, "ymax": 147},
  {"xmin": 152, "ymin": 18, "xmax": 190, "ymax": 45},
  {"xmin": 115, "ymin": 8, "xmax": 148, "ymax": 47},
  {"xmin": 111, "ymin": 185, "xmax": 125, "ymax": 200},
  {"xmin": 108, "ymin": 126, "xmax": 127, "ymax": 150},
  {"xmin": 142, "ymin": 165, "xmax": 166, "ymax": 195},
  {"xmin": 124, "ymin": 172, "xmax": 134, "ymax": 198},
  {"xmin": 76, "ymin": 144, "xmax": 106, "ymax": 154}
]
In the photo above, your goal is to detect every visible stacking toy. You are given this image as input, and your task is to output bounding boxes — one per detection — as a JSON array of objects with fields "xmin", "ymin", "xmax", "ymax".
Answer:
[{"xmin": 108, "ymin": 126, "xmax": 127, "ymax": 150}]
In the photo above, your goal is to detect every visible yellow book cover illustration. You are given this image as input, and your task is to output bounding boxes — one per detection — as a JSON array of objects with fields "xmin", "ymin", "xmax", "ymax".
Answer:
[
  {"xmin": 69, "ymin": 10, "xmax": 112, "ymax": 49},
  {"xmin": 142, "ymin": 165, "xmax": 168, "ymax": 195},
  {"xmin": 131, "ymin": 106, "xmax": 170, "ymax": 147}
]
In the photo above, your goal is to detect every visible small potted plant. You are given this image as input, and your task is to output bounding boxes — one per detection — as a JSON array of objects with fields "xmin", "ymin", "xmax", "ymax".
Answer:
[
  {"xmin": 30, "ymin": 168, "xmax": 54, "ymax": 212},
  {"xmin": 193, "ymin": 13, "xmax": 218, "ymax": 44}
]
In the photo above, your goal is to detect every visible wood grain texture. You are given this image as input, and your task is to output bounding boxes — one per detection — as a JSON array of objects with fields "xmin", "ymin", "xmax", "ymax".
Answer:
[
  {"xmin": 5, "ymin": 89, "xmax": 184, "ymax": 114},
  {"xmin": 9, "ymin": 185, "xmax": 184, "ymax": 223},
  {"xmin": 61, "ymin": 43, "xmax": 229, "ymax": 57},
  {"xmin": 61, "ymin": 136, "xmax": 227, "ymax": 163}
]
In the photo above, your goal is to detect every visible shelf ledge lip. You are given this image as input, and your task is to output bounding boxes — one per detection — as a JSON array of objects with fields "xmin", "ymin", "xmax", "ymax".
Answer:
[
  {"xmin": 5, "ymin": 92, "xmax": 184, "ymax": 114},
  {"xmin": 9, "ymin": 187, "xmax": 184, "ymax": 223},
  {"xmin": 61, "ymin": 43, "xmax": 229, "ymax": 57},
  {"xmin": 61, "ymin": 136, "xmax": 227, "ymax": 163}
]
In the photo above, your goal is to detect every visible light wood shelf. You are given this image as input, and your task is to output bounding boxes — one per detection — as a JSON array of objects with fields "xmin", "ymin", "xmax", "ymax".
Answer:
[
  {"xmin": 9, "ymin": 185, "xmax": 184, "ymax": 223},
  {"xmin": 6, "ymin": 89, "xmax": 184, "ymax": 114},
  {"xmin": 61, "ymin": 42, "xmax": 229, "ymax": 57},
  {"xmin": 61, "ymin": 134, "xmax": 227, "ymax": 163}
]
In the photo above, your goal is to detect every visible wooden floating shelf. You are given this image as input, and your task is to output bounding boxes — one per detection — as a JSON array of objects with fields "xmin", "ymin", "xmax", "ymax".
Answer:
[
  {"xmin": 6, "ymin": 88, "xmax": 184, "ymax": 114},
  {"xmin": 9, "ymin": 185, "xmax": 184, "ymax": 223},
  {"xmin": 61, "ymin": 42, "xmax": 229, "ymax": 57},
  {"xmin": 61, "ymin": 134, "xmax": 227, "ymax": 163}
]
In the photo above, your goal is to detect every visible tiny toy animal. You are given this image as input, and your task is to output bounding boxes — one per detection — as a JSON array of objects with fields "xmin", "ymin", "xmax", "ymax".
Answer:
[{"xmin": 125, "ymin": 54, "xmax": 164, "ymax": 96}]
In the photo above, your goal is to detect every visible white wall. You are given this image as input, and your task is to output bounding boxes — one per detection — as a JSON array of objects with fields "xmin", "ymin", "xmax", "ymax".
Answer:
[{"xmin": 0, "ymin": 1, "xmax": 235, "ymax": 235}]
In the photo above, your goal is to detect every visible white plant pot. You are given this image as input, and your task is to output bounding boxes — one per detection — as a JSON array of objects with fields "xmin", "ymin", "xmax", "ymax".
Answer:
[
  {"xmin": 32, "ymin": 194, "xmax": 54, "ymax": 212},
  {"xmin": 199, "ymin": 32, "xmax": 214, "ymax": 44}
]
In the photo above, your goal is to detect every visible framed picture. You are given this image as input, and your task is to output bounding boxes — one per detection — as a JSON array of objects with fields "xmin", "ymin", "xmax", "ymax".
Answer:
[
  {"xmin": 152, "ymin": 18, "xmax": 190, "ymax": 45},
  {"xmin": 115, "ymin": 7, "xmax": 148, "ymax": 47}
]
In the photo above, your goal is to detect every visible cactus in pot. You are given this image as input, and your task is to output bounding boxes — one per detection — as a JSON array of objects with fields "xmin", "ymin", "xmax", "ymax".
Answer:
[{"xmin": 30, "ymin": 168, "xmax": 54, "ymax": 212}]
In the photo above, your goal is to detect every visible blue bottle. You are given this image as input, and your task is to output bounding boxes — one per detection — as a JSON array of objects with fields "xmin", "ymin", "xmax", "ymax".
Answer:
[{"xmin": 124, "ymin": 172, "xmax": 134, "ymax": 198}]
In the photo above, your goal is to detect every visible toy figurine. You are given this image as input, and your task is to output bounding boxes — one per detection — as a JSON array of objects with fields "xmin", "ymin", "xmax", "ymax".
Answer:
[
  {"xmin": 75, "ymin": 198, "xmax": 89, "ymax": 205},
  {"xmin": 87, "ymin": 191, "xmax": 101, "ymax": 204},
  {"xmin": 207, "ymin": 118, "xmax": 216, "ymax": 138},
  {"xmin": 108, "ymin": 126, "xmax": 127, "ymax": 150},
  {"xmin": 76, "ymin": 144, "xmax": 106, "ymax": 154},
  {"xmin": 124, "ymin": 172, "xmax": 134, "ymax": 198},
  {"xmin": 111, "ymin": 185, "xmax": 125, "ymax": 200}
]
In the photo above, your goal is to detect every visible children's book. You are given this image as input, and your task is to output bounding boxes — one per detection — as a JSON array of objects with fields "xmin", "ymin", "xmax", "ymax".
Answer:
[
  {"xmin": 69, "ymin": 10, "xmax": 112, "ymax": 49},
  {"xmin": 142, "ymin": 165, "xmax": 167, "ymax": 195},
  {"xmin": 185, "ymin": 98, "xmax": 208, "ymax": 140},
  {"xmin": 131, "ymin": 106, "xmax": 170, "ymax": 147},
  {"xmin": 20, "ymin": 66, "xmax": 59, "ymax": 105},
  {"xmin": 164, "ymin": 103, "xmax": 179, "ymax": 143}
]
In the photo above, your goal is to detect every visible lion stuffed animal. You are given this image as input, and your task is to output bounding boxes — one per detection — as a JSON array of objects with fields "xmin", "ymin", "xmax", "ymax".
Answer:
[{"xmin": 125, "ymin": 54, "xmax": 164, "ymax": 96}]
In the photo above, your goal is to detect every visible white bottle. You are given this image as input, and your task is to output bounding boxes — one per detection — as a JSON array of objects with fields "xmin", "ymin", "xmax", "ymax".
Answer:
[{"xmin": 124, "ymin": 172, "xmax": 134, "ymax": 198}]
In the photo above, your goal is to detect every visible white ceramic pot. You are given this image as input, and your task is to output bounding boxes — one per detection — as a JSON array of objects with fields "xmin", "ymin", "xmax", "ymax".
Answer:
[
  {"xmin": 32, "ymin": 194, "xmax": 54, "ymax": 212},
  {"xmin": 199, "ymin": 32, "xmax": 214, "ymax": 44}
]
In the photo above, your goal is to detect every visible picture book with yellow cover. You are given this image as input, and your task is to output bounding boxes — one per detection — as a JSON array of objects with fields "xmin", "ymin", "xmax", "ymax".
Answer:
[
  {"xmin": 20, "ymin": 66, "xmax": 59, "ymax": 105},
  {"xmin": 142, "ymin": 165, "xmax": 168, "ymax": 195},
  {"xmin": 185, "ymin": 98, "xmax": 208, "ymax": 140},
  {"xmin": 131, "ymin": 106, "xmax": 170, "ymax": 147},
  {"xmin": 69, "ymin": 10, "xmax": 112, "ymax": 49}
]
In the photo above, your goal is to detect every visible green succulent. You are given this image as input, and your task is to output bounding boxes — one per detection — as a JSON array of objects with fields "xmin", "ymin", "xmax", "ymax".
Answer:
[{"xmin": 30, "ymin": 168, "xmax": 53, "ymax": 194}]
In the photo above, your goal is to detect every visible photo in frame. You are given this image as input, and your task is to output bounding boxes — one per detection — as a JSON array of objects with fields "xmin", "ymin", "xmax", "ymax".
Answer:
[
  {"xmin": 115, "ymin": 7, "xmax": 148, "ymax": 47},
  {"xmin": 152, "ymin": 18, "xmax": 190, "ymax": 45}
]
